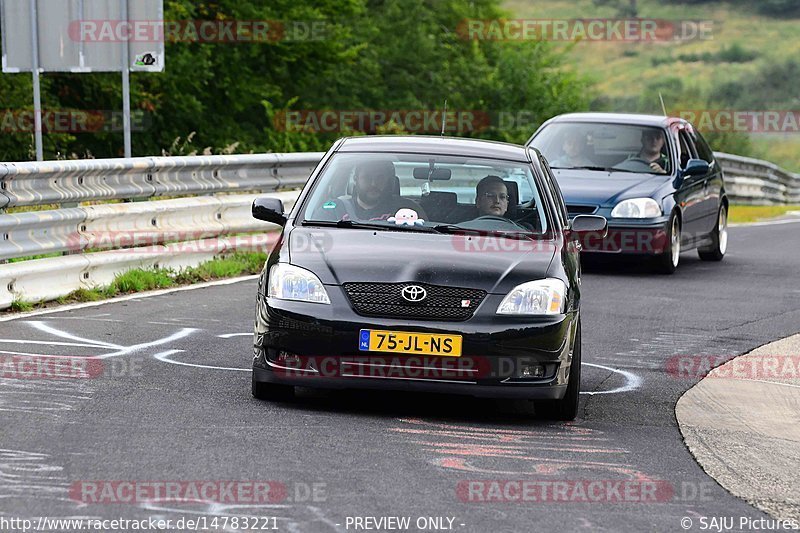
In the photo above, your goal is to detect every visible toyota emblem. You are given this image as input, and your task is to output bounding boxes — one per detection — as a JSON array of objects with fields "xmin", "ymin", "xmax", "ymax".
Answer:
[{"xmin": 401, "ymin": 285, "xmax": 427, "ymax": 303}]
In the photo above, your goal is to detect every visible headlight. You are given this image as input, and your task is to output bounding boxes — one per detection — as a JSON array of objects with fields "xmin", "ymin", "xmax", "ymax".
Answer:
[
  {"xmin": 268, "ymin": 263, "xmax": 330, "ymax": 304},
  {"xmin": 611, "ymin": 198, "xmax": 662, "ymax": 218},
  {"xmin": 497, "ymin": 278, "xmax": 567, "ymax": 316}
]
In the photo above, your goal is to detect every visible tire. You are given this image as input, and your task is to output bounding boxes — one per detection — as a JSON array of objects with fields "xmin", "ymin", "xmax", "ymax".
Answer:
[
  {"xmin": 653, "ymin": 212, "xmax": 680, "ymax": 275},
  {"xmin": 698, "ymin": 204, "xmax": 728, "ymax": 261},
  {"xmin": 252, "ymin": 374, "xmax": 295, "ymax": 401},
  {"xmin": 537, "ymin": 322, "xmax": 581, "ymax": 421}
]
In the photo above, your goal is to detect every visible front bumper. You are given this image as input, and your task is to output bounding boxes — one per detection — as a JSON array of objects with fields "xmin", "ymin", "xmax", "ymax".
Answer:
[
  {"xmin": 253, "ymin": 287, "xmax": 578, "ymax": 400},
  {"xmin": 579, "ymin": 216, "xmax": 670, "ymax": 255}
]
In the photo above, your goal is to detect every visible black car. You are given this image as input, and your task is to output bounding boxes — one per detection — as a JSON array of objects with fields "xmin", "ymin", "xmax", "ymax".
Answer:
[
  {"xmin": 250, "ymin": 136, "xmax": 606, "ymax": 420},
  {"xmin": 527, "ymin": 113, "xmax": 728, "ymax": 273}
]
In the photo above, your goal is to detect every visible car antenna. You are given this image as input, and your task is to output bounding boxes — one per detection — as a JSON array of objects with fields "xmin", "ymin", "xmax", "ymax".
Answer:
[
  {"xmin": 441, "ymin": 99, "xmax": 448, "ymax": 136},
  {"xmin": 658, "ymin": 92, "xmax": 668, "ymax": 117}
]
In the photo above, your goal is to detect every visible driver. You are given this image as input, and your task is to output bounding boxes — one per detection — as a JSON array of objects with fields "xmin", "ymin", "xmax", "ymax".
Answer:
[
  {"xmin": 342, "ymin": 160, "xmax": 426, "ymax": 221},
  {"xmin": 635, "ymin": 129, "xmax": 668, "ymax": 174},
  {"xmin": 475, "ymin": 175, "xmax": 509, "ymax": 217}
]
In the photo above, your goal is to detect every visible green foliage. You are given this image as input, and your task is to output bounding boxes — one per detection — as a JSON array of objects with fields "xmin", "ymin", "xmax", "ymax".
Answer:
[
  {"xmin": 591, "ymin": 0, "xmax": 639, "ymax": 17},
  {"xmin": 670, "ymin": 0, "xmax": 800, "ymax": 17},
  {"xmin": 109, "ymin": 268, "xmax": 175, "ymax": 294},
  {"xmin": 0, "ymin": 0, "xmax": 590, "ymax": 160},
  {"xmin": 57, "ymin": 288, "xmax": 105, "ymax": 304},
  {"xmin": 174, "ymin": 252, "xmax": 267, "ymax": 283},
  {"xmin": 9, "ymin": 300, "xmax": 34, "ymax": 313}
]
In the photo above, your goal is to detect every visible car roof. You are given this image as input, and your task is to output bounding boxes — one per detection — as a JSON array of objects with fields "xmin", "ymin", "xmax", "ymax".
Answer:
[
  {"xmin": 337, "ymin": 135, "xmax": 531, "ymax": 162},
  {"xmin": 544, "ymin": 112, "xmax": 688, "ymax": 128}
]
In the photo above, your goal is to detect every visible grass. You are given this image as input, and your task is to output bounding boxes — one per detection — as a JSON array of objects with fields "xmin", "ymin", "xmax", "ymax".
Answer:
[
  {"xmin": 502, "ymin": 0, "xmax": 800, "ymax": 172},
  {"xmin": 9, "ymin": 252, "xmax": 67, "ymax": 263},
  {"xmin": 503, "ymin": 0, "xmax": 800, "ymax": 95},
  {"xmin": 6, "ymin": 252, "xmax": 268, "ymax": 312},
  {"xmin": 9, "ymin": 300, "xmax": 34, "ymax": 312},
  {"xmin": 728, "ymin": 204, "xmax": 800, "ymax": 224}
]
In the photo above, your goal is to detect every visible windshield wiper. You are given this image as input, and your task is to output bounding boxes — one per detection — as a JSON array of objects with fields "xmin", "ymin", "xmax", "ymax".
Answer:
[
  {"xmin": 432, "ymin": 224, "xmax": 535, "ymax": 241},
  {"xmin": 302, "ymin": 219, "xmax": 437, "ymax": 232},
  {"xmin": 567, "ymin": 165, "xmax": 615, "ymax": 172}
]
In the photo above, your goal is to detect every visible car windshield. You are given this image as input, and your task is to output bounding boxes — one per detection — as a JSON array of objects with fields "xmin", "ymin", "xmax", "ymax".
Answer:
[
  {"xmin": 531, "ymin": 122, "xmax": 672, "ymax": 175},
  {"xmin": 299, "ymin": 152, "xmax": 548, "ymax": 235}
]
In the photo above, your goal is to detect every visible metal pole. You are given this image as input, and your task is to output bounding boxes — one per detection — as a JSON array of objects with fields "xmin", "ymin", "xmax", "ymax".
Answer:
[
  {"xmin": 121, "ymin": 0, "xmax": 132, "ymax": 158},
  {"xmin": 29, "ymin": 0, "xmax": 43, "ymax": 161}
]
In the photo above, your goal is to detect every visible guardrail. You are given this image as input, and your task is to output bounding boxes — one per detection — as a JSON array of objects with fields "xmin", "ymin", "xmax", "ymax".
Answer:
[
  {"xmin": 0, "ymin": 153, "xmax": 322, "ymax": 309},
  {"xmin": 715, "ymin": 152, "xmax": 800, "ymax": 205},
  {"xmin": 0, "ymin": 149, "xmax": 798, "ymax": 309}
]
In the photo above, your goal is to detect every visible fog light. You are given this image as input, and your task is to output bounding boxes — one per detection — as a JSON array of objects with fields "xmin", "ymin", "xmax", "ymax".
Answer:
[{"xmin": 520, "ymin": 364, "xmax": 545, "ymax": 378}]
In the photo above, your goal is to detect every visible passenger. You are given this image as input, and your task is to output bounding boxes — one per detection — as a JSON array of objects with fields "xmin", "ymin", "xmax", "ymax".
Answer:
[
  {"xmin": 550, "ymin": 131, "xmax": 593, "ymax": 168},
  {"xmin": 475, "ymin": 175, "xmax": 509, "ymax": 217}
]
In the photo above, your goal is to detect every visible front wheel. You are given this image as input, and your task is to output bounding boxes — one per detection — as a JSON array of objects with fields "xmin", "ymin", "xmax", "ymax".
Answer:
[
  {"xmin": 653, "ymin": 212, "xmax": 680, "ymax": 274},
  {"xmin": 698, "ymin": 204, "xmax": 727, "ymax": 261},
  {"xmin": 536, "ymin": 322, "xmax": 581, "ymax": 421}
]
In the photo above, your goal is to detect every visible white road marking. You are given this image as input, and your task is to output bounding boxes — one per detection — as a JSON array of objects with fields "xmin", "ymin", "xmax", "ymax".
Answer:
[
  {"xmin": 581, "ymin": 363, "xmax": 642, "ymax": 395},
  {"xmin": 153, "ymin": 350, "xmax": 250, "ymax": 372},
  {"xmin": 217, "ymin": 333, "xmax": 251, "ymax": 339},
  {"xmin": 0, "ymin": 340, "xmax": 113, "ymax": 349},
  {"xmin": 27, "ymin": 321, "xmax": 123, "ymax": 349},
  {"xmin": 100, "ymin": 328, "xmax": 198, "ymax": 359}
]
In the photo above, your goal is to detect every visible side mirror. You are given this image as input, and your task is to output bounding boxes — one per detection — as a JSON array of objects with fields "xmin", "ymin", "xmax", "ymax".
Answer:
[
  {"xmin": 252, "ymin": 197, "xmax": 287, "ymax": 226},
  {"xmin": 682, "ymin": 159, "xmax": 709, "ymax": 178},
  {"xmin": 570, "ymin": 215, "xmax": 608, "ymax": 237}
]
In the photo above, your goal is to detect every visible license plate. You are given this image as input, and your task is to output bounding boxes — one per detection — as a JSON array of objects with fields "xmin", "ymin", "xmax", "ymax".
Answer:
[{"xmin": 358, "ymin": 329, "xmax": 462, "ymax": 357}]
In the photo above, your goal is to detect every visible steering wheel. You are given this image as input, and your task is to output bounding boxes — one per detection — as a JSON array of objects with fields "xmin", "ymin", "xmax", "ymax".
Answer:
[
  {"xmin": 472, "ymin": 215, "xmax": 529, "ymax": 231},
  {"xmin": 474, "ymin": 215, "xmax": 511, "ymax": 223}
]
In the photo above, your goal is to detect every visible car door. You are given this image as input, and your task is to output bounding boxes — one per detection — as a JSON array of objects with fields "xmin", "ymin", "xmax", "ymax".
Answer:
[
  {"xmin": 687, "ymin": 127, "xmax": 724, "ymax": 236},
  {"xmin": 672, "ymin": 127, "xmax": 706, "ymax": 240},
  {"xmin": 538, "ymin": 154, "xmax": 580, "ymax": 288}
]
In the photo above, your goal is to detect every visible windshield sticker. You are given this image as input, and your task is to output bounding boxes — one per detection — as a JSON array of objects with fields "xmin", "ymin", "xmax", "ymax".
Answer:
[
  {"xmin": 388, "ymin": 208, "xmax": 425, "ymax": 226},
  {"xmin": 322, "ymin": 201, "xmax": 337, "ymax": 209}
]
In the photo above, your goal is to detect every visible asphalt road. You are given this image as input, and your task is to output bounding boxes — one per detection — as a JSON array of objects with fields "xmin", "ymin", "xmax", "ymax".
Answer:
[{"xmin": 2, "ymin": 220, "xmax": 799, "ymax": 533}]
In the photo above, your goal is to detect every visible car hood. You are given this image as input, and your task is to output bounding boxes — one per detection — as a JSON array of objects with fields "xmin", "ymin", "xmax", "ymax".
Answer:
[
  {"xmin": 287, "ymin": 227, "xmax": 557, "ymax": 294},
  {"xmin": 553, "ymin": 168, "xmax": 669, "ymax": 206}
]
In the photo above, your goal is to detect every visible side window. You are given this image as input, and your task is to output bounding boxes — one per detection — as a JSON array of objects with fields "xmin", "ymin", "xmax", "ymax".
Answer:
[
  {"xmin": 677, "ymin": 130, "xmax": 697, "ymax": 169},
  {"xmin": 690, "ymin": 130, "xmax": 715, "ymax": 164},
  {"xmin": 539, "ymin": 155, "xmax": 568, "ymax": 227}
]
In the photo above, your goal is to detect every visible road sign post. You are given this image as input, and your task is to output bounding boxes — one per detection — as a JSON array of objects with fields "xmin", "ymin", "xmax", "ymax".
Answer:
[
  {"xmin": 1, "ymin": 0, "xmax": 164, "ymax": 160},
  {"xmin": 28, "ymin": 0, "xmax": 43, "ymax": 160}
]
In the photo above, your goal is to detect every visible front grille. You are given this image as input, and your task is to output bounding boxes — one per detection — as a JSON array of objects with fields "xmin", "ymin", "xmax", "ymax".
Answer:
[
  {"xmin": 342, "ymin": 282, "xmax": 486, "ymax": 321},
  {"xmin": 567, "ymin": 204, "xmax": 598, "ymax": 217}
]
